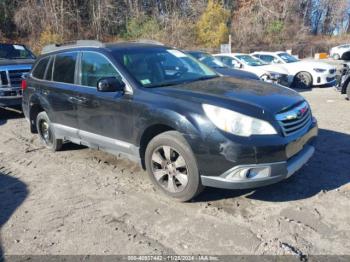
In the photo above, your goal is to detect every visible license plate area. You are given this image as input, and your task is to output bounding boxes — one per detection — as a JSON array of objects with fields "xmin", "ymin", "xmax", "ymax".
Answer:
[{"xmin": 286, "ymin": 127, "xmax": 316, "ymax": 159}]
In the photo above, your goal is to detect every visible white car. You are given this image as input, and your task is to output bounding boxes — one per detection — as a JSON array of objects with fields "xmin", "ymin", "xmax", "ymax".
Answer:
[
  {"xmin": 214, "ymin": 53, "xmax": 290, "ymax": 86},
  {"xmin": 329, "ymin": 44, "xmax": 350, "ymax": 60},
  {"xmin": 252, "ymin": 51, "xmax": 337, "ymax": 88}
]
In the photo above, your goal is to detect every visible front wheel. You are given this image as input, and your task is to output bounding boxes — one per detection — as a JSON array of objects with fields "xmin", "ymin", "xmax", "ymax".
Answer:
[
  {"xmin": 333, "ymin": 53, "xmax": 340, "ymax": 60},
  {"xmin": 293, "ymin": 72, "xmax": 313, "ymax": 88},
  {"xmin": 145, "ymin": 131, "xmax": 203, "ymax": 201},
  {"xmin": 36, "ymin": 111, "xmax": 62, "ymax": 151}
]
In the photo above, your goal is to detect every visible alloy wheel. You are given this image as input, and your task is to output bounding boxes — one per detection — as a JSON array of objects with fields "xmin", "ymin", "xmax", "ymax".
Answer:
[
  {"xmin": 39, "ymin": 119, "xmax": 53, "ymax": 145},
  {"xmin": 151, "ymin": 146, "xmax": 189, "ymax": 193}
]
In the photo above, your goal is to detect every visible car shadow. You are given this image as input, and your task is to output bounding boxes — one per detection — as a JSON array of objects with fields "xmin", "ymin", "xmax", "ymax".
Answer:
[
  {"xmin": 0, "ymin": 107, "xmax": 23, "ymax": 126},
  {"xmin": 0, "ymin": 168, "xmax": 28, "ymax": 261},
  {"xmin": 195, "ymin": 128, "xmax": 350, "ymax": 202}
]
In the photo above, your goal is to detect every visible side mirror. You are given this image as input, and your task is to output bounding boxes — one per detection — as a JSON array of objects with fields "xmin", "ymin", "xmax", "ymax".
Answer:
[
  {"xmin": 97, "ymin": 77, "xmax": 125, "ymax": 92},
  {"xmin": 231, "ymin": 60, "xmax": 242, "ymax": 69}
]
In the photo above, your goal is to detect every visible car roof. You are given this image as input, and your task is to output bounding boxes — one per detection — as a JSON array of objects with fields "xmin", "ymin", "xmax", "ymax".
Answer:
[
  {"xmin": 105, "ymin": 42, "xmax": 170, "ymax": 51},
  {"xmin": 41, "ymin": 41, "xmax": 171, "ymax": 55},
  {"xmin": 252, "ymin": 51, "xmax": 286, "ymax": 55}
]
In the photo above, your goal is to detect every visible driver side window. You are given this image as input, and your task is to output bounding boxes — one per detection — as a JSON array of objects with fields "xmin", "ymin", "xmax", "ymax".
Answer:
[
  {"xmin": 220, "ymin": 56, "xmax": 238, "ymax": 68},
  {"xmin": 80, "ymin": 52, "xmax": 121, "ymax": 87}
]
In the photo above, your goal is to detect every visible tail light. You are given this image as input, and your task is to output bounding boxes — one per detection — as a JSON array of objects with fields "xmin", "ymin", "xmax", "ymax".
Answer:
[{"xmin": 21, "ymin": 79, "xmax": 28, "ymax": 90}]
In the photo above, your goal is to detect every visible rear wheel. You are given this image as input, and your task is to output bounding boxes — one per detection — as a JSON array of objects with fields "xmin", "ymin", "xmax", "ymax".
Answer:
[
  {"xmin": 293, "ymin": 72, "xmax": 313, "ymax": 88},
  {"xmin": 145, "ymin": 131, "xmax": 203, "ymax": 201},
  {"xmin": 36, "ymin": 111, "xmax": 62, "ymax": 151}
]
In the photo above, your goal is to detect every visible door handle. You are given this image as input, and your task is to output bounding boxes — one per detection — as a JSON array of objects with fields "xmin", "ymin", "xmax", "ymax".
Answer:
[{"xmin": 68, "ymin": 96, "xmax": 88, "ymax": 104}]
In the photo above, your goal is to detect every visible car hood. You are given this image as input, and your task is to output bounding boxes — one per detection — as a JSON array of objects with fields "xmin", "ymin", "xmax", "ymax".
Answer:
[
  {"xmin": 0, "ymin": 59, "xmax": 35, "ymax": 67},
  {"xmin": 152, "ymin": 77, "xmax": 304, "ymax": 116},
  {"xmin": 243, "ymin": 66, "xmax": 267, "ymax": 78},
  {"xmin": 288, "ymin": 60, "xmax": 335, "ymax": 70},
  {"xmin": 214, "ymin": 67, "xmax": 260, "ymax": 80},
  {"xmin": 259, "ymin": 64, "xmax": 289, "ymax": 75}
]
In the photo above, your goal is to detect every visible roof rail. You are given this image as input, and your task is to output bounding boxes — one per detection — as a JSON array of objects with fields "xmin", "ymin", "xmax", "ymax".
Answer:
[
  {"xmin": 132, "ymin": 39, "xmax": 164, "ymax": 46},
  {"xmin": 41, "ymin": 40, "xmax": 105, "ymax": 54}
]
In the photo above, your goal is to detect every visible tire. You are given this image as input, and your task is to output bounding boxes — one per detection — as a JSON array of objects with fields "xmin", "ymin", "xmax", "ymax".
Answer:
[
  {"xmin": 36, "ymin": 111, "xmax": 62, "ymax": 151},
  {"xmin": 347, "ymin": 84, "xmax": 350, "ymax": 100},
  {"xmin": 333, "ymin": 53, "xmax": 340, "ymax": 60},
  {"xmin": 145, "ymin": 131, "xmax": 204, "ymax": 202},
  {"xmin": 293, "ymin": 72, "xmax": 313, "ymax": 89}
]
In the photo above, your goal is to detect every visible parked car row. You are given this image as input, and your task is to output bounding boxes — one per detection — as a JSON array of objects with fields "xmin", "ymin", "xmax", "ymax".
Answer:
[
  {"xmin": 185, "ymin": 50, "xmax": 337, "ymax": 89},
  {"xmin": 18, "ymin": 40, "xmax": 318, "ymax": 201}
]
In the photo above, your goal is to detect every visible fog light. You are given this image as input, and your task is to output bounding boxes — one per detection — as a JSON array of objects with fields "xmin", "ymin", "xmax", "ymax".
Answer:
[
  {"xmin": 246, "ymin": 167, "xmax": 271, "ymax": 179},
  {"xmin": 225, "ymin": 166, "xmax": 271, "ymax": 181}
]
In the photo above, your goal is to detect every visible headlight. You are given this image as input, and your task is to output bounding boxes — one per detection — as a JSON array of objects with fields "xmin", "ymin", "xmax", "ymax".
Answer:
[
  {"xmin": 269, "ymin": 72, "xmax": 283, "ymax": 80},
  {"xmin": 202, "ymin": 104, "xmax": 277, "ymax": 137},
  {"xmin": 313, "ymin": 68, "xmax": 326, "ymax": 73},
  {"xmin": 260, "ymin": 73, "xmax": 271, "ymax": 81}
]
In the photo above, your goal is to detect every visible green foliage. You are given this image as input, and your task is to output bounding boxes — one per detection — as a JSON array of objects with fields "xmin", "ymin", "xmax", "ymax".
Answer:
[
  {"xmin": 196, "ymin": 0, "xmax": 230, "ymax": 48},
  {"xmin": 34, "ymin": 27, "xmax": 63, "ymax": 54},
  {"xmin": 266, "ymin": 20, "xmax": 285, "ymax": 44},
  {"xmin": 124, "ymin": 16, "xmax": 162, "ymax": 40},
  {"xmin": 267, "ymin": 20, "xmax": 284, "ymax": 35}
]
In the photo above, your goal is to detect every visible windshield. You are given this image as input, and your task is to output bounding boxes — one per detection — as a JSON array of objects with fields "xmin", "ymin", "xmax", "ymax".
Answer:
[
  {"xmin": 277, "ymin": 53, "xmax": 299, "ymax": 63},
  {"xmin": 235, "ymin": 55, "xmax": 266, "ymax": 66},
  {"xmin": 0, "ymin": 44, "xmax": 35, "ymax": 59},
  {"xmin": 113, "ymin": 48, "xmax": 218, "ymax": 88},
  {"xmin": 188, "ymin": 52, "xmax": 226, "ymax": 68}
]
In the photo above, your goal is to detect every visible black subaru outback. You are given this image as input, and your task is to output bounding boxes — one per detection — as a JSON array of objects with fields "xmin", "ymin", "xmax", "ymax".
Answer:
[{"xmin": 22, "ymin": 40, "xmax": 318, "ymax": 201}]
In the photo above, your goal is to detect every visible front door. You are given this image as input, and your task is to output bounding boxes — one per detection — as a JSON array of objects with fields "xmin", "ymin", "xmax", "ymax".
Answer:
[{"xmin": 75, "ymin": 51, "xmax": 135, "ymax": 155}]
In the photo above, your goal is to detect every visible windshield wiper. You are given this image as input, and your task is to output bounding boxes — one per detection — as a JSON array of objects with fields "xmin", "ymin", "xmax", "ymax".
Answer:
[
  {"xmin": 192, "ymin": 75, "xmax": 219, "ymax": 82},
  {"xmin": 148, "ymin": 81, "xmax": 184, "ymax": 88},
  {"xmin": 7, "ymin": 57, "xmax": 32, "ymax": 60},
  {"xmin": 147, "ymin": 75, "xmax": 219, "ymax": 88}
]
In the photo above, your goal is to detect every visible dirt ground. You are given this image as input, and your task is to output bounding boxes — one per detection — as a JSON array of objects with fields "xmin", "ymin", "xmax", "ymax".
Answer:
[{"xmin": 0, "ymin": 87, "xmax": 349, "ymax": 257}]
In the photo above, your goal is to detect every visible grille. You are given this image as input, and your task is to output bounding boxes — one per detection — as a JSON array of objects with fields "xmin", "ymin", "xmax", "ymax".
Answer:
[
  {"xmin": 329, "ymin": 69, "xmax": 336, "ymax": 74},
  {"xmin": 8, "ymin": 69, "xmax": 30, "ymax": 86},
  {"xmin": 327, "ymin": 76, "xmax": 335, "ymax": 82},
  {"xmin": 277, "ymin": 75, "xmax": 289, "ymax": 87},
  {"xmin": 275, "ymin": 102, "xmax": 312, "ymax": 136},
  {"xmin": 0, "ymin": 71, "xmax": 8, "ymax": 85}
]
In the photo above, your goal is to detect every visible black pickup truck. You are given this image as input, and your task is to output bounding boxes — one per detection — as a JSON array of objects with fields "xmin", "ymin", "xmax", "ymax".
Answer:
[{"xmin": 0, "ymin": 43, "xmax": 35, "ymax": 107}]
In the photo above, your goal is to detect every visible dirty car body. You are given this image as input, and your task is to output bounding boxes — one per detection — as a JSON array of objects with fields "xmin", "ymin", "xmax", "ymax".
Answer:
[{"xmin": 22, "ymin": 42, "xmax": 318, "ymax": 200}]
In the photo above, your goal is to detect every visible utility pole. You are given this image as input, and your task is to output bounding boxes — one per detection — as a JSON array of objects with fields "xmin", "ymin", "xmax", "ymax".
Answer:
[{"xmin": 229, "ymin": 34, "xmax": 232, "ymax": 53}]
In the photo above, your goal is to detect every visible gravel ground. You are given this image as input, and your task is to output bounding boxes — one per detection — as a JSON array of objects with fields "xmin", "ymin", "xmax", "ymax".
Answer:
[{"xmin": 0, "ymin": 87, "xmax": 349, "ymax": 257}]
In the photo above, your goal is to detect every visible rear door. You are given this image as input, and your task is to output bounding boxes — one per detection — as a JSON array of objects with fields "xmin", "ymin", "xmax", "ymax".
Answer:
[
  {"xmin": 75, "ymin": 51, "xmax": 134, "ymax": 153},
  {"xmin": 44, "ymin": 52, "xmax": 80, "ymax": 140}
]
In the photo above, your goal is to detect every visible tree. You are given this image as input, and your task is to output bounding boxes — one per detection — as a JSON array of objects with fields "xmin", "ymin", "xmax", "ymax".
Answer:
[{"xmin": 196, "ymin": 0, "xmax": 230, "ymax": 48}]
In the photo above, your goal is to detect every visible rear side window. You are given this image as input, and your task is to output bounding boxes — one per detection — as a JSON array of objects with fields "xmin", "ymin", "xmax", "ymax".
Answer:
[
  {"xmin": 260, "ymin": 55, "xmax": 275, "ymax": 63},
  {"xmin": 32, "ymin": 57, "xmax": 50, "ymax": 79},
  {"xmin": 45, "ymin": 57, "xmax": 54, "ymax": 80},
  {"xmin": 53, "ymin": 52, "xmax": 77, "ymax": 84},
  {"xmin": 80, "ymin": 52, "xmax": 120, "ymax": 87}
]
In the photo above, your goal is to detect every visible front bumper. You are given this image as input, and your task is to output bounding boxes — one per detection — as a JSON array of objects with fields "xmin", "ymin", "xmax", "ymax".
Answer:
[
  {"xmin": 201, "ymin": 144, "xmax": 314, "ymax": 189},
  {"xmin": 0, "ymin": 87, "xmax": 22, "ymax": 107},
  {"xmin": 187, "ymin": 118, "xmax": 318, "ymax": 190},
  {"xmin": 0, "ymin": 96, "xmax": 22, "ymax": 107},
  {"xmin": 313, "ymin": 73, "xmax": 337, "ymax": 86}
]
